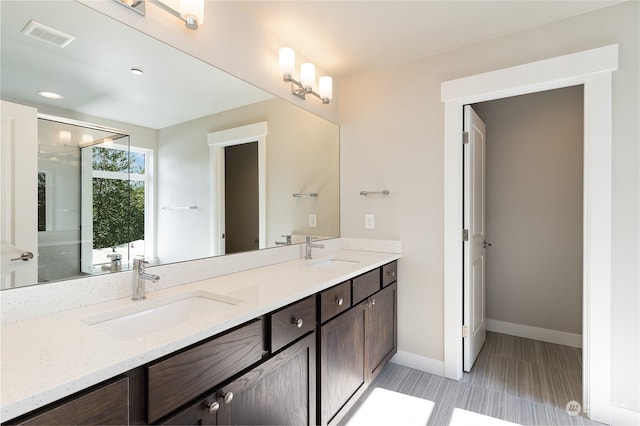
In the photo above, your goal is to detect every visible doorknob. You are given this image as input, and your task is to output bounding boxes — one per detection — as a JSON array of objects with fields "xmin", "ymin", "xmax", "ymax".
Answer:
[
  {"xmin": 11, "ymin": 251, "xmax": 34, "ymax": 262},
  {"xmin": 481, "ymin": 241, "xmax": 492, "ymax": 248}
]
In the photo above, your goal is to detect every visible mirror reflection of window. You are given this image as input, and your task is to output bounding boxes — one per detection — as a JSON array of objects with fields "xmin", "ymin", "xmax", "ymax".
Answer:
[
  {"xmin": 37, "ymin": 172, "xmax": 46, "ymax": 232},
  {"xmin": 36, "ymin": 118, "xmax": 150, "ymax": 282}
]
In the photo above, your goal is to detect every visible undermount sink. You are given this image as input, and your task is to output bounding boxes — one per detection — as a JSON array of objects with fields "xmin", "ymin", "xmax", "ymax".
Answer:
[
  {"xmin": 85, "ymin": 291, "xmax": 242, "ymax": 340},
  {"xmin": 310, "ymin": 258, "xmax": 360, "ymax": 269}
]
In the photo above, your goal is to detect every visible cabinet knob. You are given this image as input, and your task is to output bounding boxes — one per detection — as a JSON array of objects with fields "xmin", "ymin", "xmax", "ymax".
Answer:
[
  {"xmin": 388, "ymin": 270, "xmax": 396, "ymax": 277},
  {"xmin": 366, "ymin": 298, "xmax": 376, "ymax": 308},
  {"xmin": 335, "ymin": 297, "xmax": 344, "ymax": 306},
  {"xmin": 207, "ymin": 401, "xmax": 220, "ymax": 413},
  {"xmin": 218, "ymin": 391, "xmax": 233, "ymax": 404},
  {"xmin": 292, "ymin": 318, "xmax": 304, "ymax": 328}
]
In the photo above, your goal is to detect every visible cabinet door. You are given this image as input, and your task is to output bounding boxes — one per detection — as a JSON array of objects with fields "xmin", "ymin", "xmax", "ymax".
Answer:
[
  {"xmin": 217, "ymin": 333, "xmax": 316, "ymax": 425},
  {"xmin": 319, "ymin": 304, "xmax": 367, "ymax": 425},
  {"xmin": 365, "ymin": 282, "xmax": 397, "ymax": 382}
]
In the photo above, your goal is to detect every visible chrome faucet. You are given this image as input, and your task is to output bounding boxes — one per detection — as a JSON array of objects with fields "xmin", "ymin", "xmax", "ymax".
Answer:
[
  {"xmin": 275, "ymin": 235, "xmax": 292, "ymax": 246},
  {"xmin": 305, "ymin": 236, "xmax": 324, "ymax": 260},
  {"xmin": 132, "ymin": 258, "xmax": 160, "ymax": 301},
  {"xmin": 101, "ymin": 253, "xmax": 122, "ymax": 272}
]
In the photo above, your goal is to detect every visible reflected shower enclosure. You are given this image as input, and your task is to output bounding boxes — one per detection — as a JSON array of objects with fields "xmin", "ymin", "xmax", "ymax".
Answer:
[{"xmin": 36, "ymin": 118, "xmax": 144, "ymax": 282}]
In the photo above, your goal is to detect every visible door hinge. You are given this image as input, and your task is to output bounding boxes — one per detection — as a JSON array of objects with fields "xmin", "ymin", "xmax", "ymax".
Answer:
[
  {"xmin": 462, "ymin": 131, "xmax": 469, "ymax": 144},
  {"xmin": 462, "ymin": 325, "xmax": 469, "ymax": 338},
  {"xmin": 463, "ymin": 229, "xmax": 469, "ymax": 241}
]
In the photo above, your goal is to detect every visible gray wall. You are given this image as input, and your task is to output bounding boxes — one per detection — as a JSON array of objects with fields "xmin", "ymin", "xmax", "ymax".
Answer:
[{"xmin": 473, "ymin": 86, "xmax": 583, "ymax": 335}]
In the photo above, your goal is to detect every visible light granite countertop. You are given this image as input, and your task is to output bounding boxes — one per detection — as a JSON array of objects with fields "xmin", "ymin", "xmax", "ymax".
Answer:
[{"xmin": 0, "ymin": 248, "xmax": 400, "ymax": 422}]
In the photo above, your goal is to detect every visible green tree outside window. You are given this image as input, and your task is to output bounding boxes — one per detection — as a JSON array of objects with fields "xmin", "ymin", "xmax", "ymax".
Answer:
[{"xmin": 92, "ymin": 147, "xmax": 145, "ymax": 250}]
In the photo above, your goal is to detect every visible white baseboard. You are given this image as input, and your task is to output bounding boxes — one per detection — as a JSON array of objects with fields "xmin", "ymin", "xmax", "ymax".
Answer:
[
  {"xmin": 391, "ymin": 351, "xmax": 444, "ymax": 376},
  {"xmin": 611, "ymin": 405, "xmax": 640, "ymax": 426},
  {"xmin": 486, "ymin": 319, "xmax": 582, "ymax": 348}
]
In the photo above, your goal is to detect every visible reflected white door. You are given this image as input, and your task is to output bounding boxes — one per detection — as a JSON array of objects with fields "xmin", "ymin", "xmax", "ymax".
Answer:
[
  {"xmin": 1, "ymin": 101, "xmax": 38, "ymax": 288},
  {"xmin": 463, "ymin": 105, "xmax": 487, "ymax": 372}
]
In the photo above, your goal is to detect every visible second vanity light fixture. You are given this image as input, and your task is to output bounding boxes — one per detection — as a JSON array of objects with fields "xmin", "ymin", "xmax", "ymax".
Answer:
[
  {"xmin": 113, "ymin": 0, "xmax": 204, "ymax": 30},
  {"xmin": 279, "ymin": 47, "xmax": 332, "ymax": 104},
  {"xmin": 150, "ymin": 0, "xmax": 204, "ymax": 30}
]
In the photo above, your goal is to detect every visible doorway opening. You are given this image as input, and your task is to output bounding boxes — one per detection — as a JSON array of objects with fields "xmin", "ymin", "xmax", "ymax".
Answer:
[
  {"xmin": 461, "ymin": 87, "xmax": 585, "ymax": 411},
  {"xmin": 224, "ymin": 142, "xmax": 259, "ymax": 254},
  {"xmin": 207, "ymin": 122, "xmax": 267, "ymax": 256},
  {"xmin": 442, "ymin": 44, "xmax": 617, "ymax": 422}
]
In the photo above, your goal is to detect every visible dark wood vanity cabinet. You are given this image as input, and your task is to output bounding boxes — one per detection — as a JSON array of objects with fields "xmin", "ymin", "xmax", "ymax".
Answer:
[
  {"xmin": 318, "ymin": 261, "xmax": 398, "ymax": 425},
  {"xmin": 5, "ymin": 260, "xmax": 397, "ymax": 426},
  {"xmin": 160, "ymin": 333, "xmax": 316, "ymax": 426}
]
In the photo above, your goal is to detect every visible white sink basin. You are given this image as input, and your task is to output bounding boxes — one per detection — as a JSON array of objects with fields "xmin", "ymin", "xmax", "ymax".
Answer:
[
  {"xmin": 85, "ymin": 291, "xmax": 242, "ymax": 340},
  {"xmin": 310, "ymin": 258, "xmax": 360, "ymax": 269}
]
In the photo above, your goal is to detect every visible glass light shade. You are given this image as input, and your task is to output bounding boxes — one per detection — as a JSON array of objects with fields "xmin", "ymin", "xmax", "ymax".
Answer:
[
  {"xmin": 279, "ymin": 47, "xmax": 295, "ymax": 77},
  {"xmin": 179, "ymin": 0, "xmax": 204, "ymax": 25},
  {"xmin": 318, "ymin": 76, "xmax": 333, "ymax": 100},
  {"xmin": 300, "ymin": 63, "xmax": 316, "ymax": 89},
  {"xmin": 81, "ymin": 134, "xmax": 94, "ymax": 146},
  {"xmin": 59, "ymin": 130, "xmax": 71, "ymax": 143}
]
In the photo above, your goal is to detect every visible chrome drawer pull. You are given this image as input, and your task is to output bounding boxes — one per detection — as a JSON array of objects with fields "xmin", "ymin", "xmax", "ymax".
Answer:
[
  {"xmin": 207, "ymin": 401, "xmax": 220, "ymax": 413},
  {"xmin": 335, "ymin": 297, "xmax": 344, "ymax": 306},
  {"xmin": 292, "ymin": 318, "xmax": 304, "ymax": 328}
]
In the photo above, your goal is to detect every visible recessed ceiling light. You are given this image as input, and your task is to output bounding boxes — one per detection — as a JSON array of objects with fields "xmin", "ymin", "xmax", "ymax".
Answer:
[
  {"xmin": 130, "ymin": 68, "xmax": 143, "ymax": 76},
  {"xmin": 37, "ymin": 91, "xmax": 64, "ymax": 100}
]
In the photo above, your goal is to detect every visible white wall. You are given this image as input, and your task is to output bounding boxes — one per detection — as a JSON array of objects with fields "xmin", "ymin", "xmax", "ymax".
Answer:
[
  {"xmin": 339, "ymin": 1, "xmax": 638, "ymax": 413},
  {"xmin": 473, "ymin": 86, "xmax": 583, "ymax": 336},
  {"xmin": 156, "ymin": 98, "xmax": 339, "ymax": 263}
]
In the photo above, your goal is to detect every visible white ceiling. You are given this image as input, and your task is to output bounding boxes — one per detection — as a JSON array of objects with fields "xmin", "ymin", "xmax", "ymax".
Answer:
[
  {"xmin": 0, "ymin": 1, "xmax": 273, "ymax": 130},
  {"xmin": 234, "ymin": 0, "xmax": 625, "ymax": 78},
  {"xmin": 1, "ymin": 1, "xmax": 624, "ymax": 129}
]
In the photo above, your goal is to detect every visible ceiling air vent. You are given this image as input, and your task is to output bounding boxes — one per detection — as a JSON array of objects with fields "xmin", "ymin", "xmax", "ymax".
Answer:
[{"xmin": 21, "ymin": 20, "xmax": 75, "ymax": 48}]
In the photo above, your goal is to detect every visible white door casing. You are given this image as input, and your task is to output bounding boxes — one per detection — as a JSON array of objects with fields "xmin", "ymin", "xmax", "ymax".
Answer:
[
  {"xmin": 0, "ymin": 101, "xmax": 38, "ymax": 288},
  {"xmin": 442, "ymin": 44, "xmax": 617, "ymax": 423},
  {"xmin": 463, "ymin": 105, "xmax": 487, "ymax": 372}
]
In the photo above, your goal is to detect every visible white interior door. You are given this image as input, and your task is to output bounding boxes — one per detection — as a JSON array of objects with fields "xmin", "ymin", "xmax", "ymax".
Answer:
[
  {"xmin": 1, "ymin": 101, "xmax": 38, "ymax": 288},
  {"xmin": 463, "ymin": 105, "xmax": 487, "ymax": 372}
]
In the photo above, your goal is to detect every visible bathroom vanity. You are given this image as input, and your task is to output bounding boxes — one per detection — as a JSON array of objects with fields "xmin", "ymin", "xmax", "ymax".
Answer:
[{"xmin": 1, "ymin": 249, "xmax": 399, "ymax": 425}]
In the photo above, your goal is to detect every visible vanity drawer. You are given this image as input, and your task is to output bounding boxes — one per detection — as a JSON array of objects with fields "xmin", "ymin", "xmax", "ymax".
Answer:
[
  {"xmin": 352, "ymin": 269, "xmax": 381, "ymax": 304},
  {"xmin": 319, "ymin": 280, "xmax": 351, "ymax": 323},
  {"xmin": 382, "ymin": 261, "xmax": 398, "ymax": 287},
  {"xmin": 14, "ymin": 377, "xmax": 129, "ymax": 425},
  {"xmin": 146, "ymin": 318, "xmax": 265, "ymax": 423},
  {"xmin": 271, "ymin": 296, "xmax": 316, "ymax": 352}
]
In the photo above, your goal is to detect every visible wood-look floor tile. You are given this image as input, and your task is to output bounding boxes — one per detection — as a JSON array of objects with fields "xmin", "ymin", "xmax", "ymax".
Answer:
[{"xmin": 342, "ymin": 332, "xmax": 606, "ymax": 426}]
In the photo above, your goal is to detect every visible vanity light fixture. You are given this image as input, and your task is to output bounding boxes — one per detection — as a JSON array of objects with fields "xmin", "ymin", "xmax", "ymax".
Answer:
[
  {"xmin": 279, "ymin": 47, "xmax": 332, "ymax": 104},
  {"xmin": 59, "ymin": 130, "xmax": 71, "ymax": 143},
  {"xmin": 150, "ymin": 0, "xmax": 204, "ymax": 30},
  {"xmin": 113, "ymin": 0, "xmax": 204, "ymax": 30}
]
